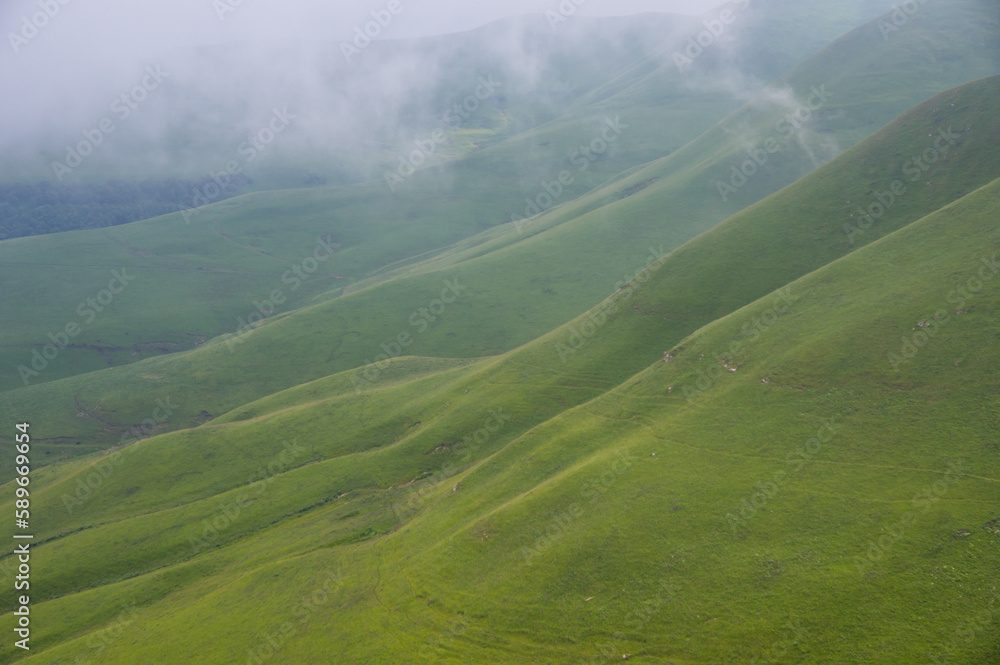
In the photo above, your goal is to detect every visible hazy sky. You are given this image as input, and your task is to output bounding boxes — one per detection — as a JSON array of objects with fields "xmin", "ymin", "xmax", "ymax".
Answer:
[
  {"xmin": 0, "ymin": 0, "xmax": 724, "ymax": 141},
  {"xmin": 2, "ymin": 1, "xmax": 726, "ymax": 62},
  {"xmin": 0, "ymin": 0, "xmax": 728, "ymax": 177}
]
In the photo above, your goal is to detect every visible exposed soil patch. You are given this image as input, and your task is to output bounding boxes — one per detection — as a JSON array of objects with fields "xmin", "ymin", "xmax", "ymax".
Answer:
[{"xmin": 618, "ymin": 178, "xmax": 658, "ymax": 199}]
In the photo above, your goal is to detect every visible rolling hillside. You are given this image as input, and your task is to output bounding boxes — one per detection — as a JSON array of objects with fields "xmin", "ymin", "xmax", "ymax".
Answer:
[
  {"xmin": 2, "ymin": 1, "xmax": 997, "ymax": 470},
  {"xmin": 2, "ymin": 73, "xmax": 998, "ymax": 663},
  {"xmin": 1, "ymin": 2, "xmax": 999, "ymax": 663}
]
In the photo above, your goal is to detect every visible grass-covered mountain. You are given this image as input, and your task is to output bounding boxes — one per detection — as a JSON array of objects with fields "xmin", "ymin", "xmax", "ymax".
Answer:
[
  {"xmin": 2, "ymin": 1, "xmax": 901, "ymax": 189},
  {"xmin": 1, "ymin": 0, "xmax": 997, "ymax": 459},
  {"xmin": 1, "ymin": 2, "xmax": 999, "ymax": 663},
  {"xmin": 3, "ymin": 73, "xmax": 998, "ymax": 664},
  {"xmin": 0, "ymin": 1, "xmax": 904, "ymax": 244}
]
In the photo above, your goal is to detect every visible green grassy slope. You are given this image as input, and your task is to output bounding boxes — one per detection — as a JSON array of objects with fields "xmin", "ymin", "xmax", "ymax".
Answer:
[
  {"xmin": 0, "ymin": 5, "xmax": 996, "ymax": 665},
  {"xmin": 5, "ymin": 169, "xmax": 997, "ymax": 664},
  {"xmin": 4, "ymin": 66, "xmax": 997, "ymax": 482},
  {"xmin": 2, "ymin": 69, "xmax": 999, "ymax": 661},
  {"xmin": 2, "ymin": 71, "xmax": 993, "ymax": 591},
  {"xmin": 3, "ymin": 0, "xmax": 996, "ymax": 407},
  {"xmin": 0, "ymin": 178, "xmax": 549, "ymax": 392}
]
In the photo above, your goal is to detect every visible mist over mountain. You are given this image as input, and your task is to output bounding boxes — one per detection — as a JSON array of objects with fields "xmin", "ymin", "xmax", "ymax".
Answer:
[
  {"xmin": 2, "ymin": 0, "xmax": 896, "ymax": 188},
  {"xmin": 1, "ymin": 1, "xmax": 999, "ymax": 663}
]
